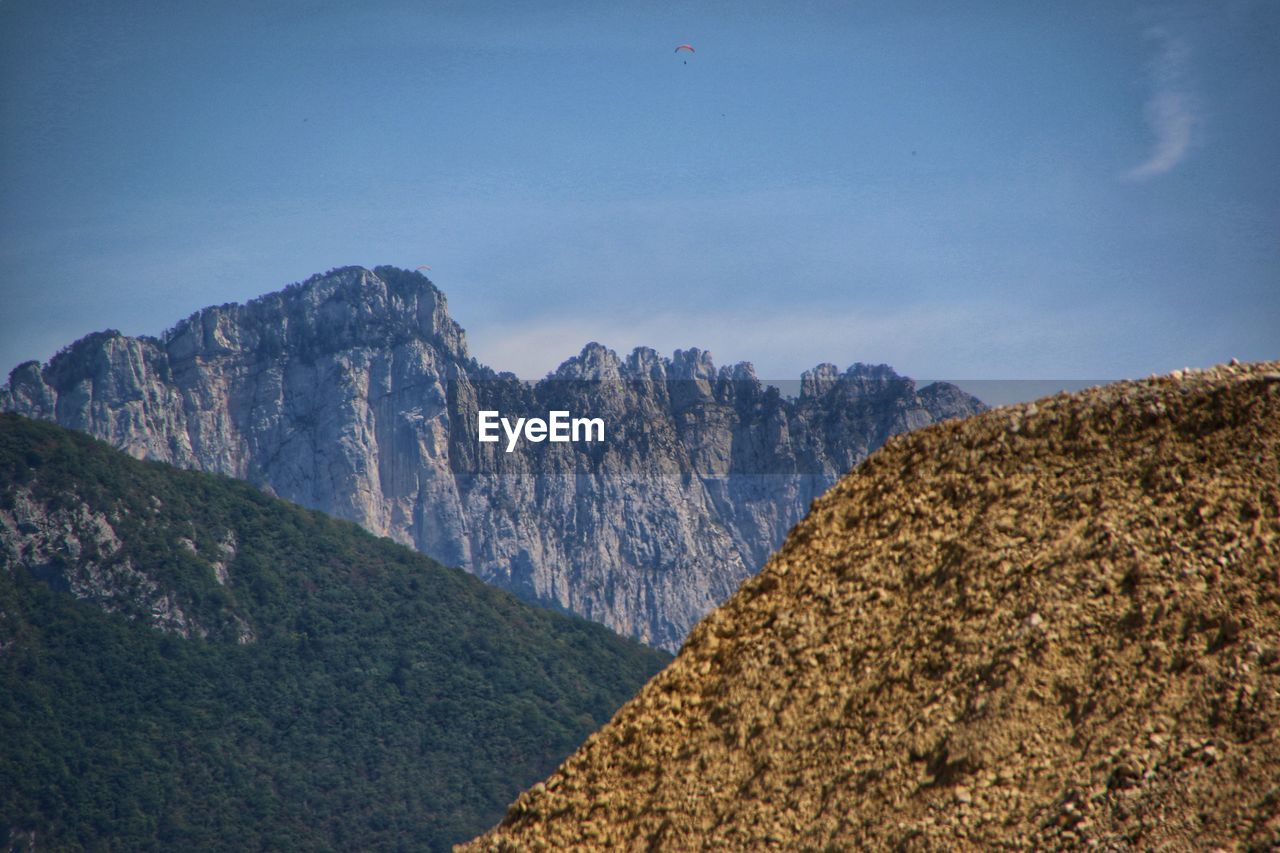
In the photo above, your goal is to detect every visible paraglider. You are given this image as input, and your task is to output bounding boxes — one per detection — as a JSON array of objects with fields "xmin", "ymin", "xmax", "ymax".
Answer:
[
  {"xmin": 674, "ymin": 44, "xmax": 695, "ymax": 53},
  {"xmin": 416, "ymin": 265, "xmax": 431, "ymax": 271}
]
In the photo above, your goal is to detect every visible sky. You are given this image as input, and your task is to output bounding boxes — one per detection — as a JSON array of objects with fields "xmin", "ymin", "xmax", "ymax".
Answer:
[{"xmin": 1, "ymin": 0, "xmax": 1277, "ymax": 384}]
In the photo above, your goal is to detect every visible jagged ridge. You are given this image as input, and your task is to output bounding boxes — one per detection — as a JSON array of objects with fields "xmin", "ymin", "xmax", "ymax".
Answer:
[{"xmin": 1, "ymin": 266, "xmax": 983, "ymax": 649}]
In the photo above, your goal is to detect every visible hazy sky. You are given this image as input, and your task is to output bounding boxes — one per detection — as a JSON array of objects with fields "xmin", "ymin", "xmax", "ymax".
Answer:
[{"xmin": 2, "ymin": 0, "xmax": 1277, "ymax": 381}]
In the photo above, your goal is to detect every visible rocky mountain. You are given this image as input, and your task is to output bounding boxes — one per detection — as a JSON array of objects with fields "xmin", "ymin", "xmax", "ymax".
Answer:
[
  {"xmin": 1, "ymin": 265, "xmax": 984, "ymax": 649},
  {"xmin": 0, "ymin": 413, "xmax": 669, "ymax": 851},
  {"xmin": 464, "ymin": 362, "xmax": 1280, "ymax": 850}
]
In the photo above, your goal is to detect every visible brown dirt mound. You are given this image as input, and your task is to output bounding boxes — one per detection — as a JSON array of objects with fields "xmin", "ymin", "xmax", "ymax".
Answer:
[{"xmin": 463, "ymin": 362, "xmax": 1280, "ymax": 851}]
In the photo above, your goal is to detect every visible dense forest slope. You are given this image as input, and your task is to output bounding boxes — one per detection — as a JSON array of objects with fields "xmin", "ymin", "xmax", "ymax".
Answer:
[
  {"xmin": 1, "ymin": 265, "xmax": 982, "ymax": 649},
  {"xmin": 0, "ymin": 414, "xmax": 669, "ymax": 851},
  {"xmin": 467, "ymin": 362, "xmax": 1280, "ymax": 850}
]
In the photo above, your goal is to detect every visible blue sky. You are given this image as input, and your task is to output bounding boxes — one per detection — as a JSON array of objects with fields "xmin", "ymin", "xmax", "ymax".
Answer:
[{"xmin": 2, "ymin": 0, "xmax": 1277, "ymax": 381}]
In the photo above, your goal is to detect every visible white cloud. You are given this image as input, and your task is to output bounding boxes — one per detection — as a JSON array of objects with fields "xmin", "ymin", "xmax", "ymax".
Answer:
[
  {"xmin": 468, "ymin": 306, "xmax": 951, "ymax": 379},
  {"xmin": 464, "ymin": 302, "xmax": 1089, "ymax": 382},
  {"xmin": 1124, "ymin": 27, "xmax": 1198, "ymax": 181},
  {"xmin": 1126, "ymin": 90, "xmax": 1195, "ymax": 179}
]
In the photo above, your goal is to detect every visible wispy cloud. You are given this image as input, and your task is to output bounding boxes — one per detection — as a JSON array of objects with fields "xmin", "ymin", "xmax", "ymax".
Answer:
[
  {"xmin": 1124, "ymin": 26, "xmax": 1198, "ymax": 181},
  {"xmin": 468, "ymin": 306, "xmax": 966, "ymax": 380},
  {"xmin": 463, "ymin": 301, "xmax": 1112, "ymax": 382}
]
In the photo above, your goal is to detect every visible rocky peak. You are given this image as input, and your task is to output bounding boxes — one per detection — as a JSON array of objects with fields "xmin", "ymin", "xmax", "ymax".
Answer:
[
  {"xmin": 799, "ymin": 361, "xmax": 910, "ymax": 401},
  {"xmin": 554, "ymin": 342, "xmax": 625, "ymax": 381},
  {"xmin": 625, "ymin": 346, "xmax": 667, "ymax": 380},
  {"xmin": 4, "ymin": 360, "xmax": 55, "ymax": 419},
  {"xmin": 723, "ymin": 361, "xmax": 759, "ymax": 383},
  {"xmin": 800, "ymin": 362, "xmax": 841, "ymax": 398},
  {"xmin": 1, "ymin": 266, "xmax": 985, "ymax": 649},
  {"xmin": 161, "ymin": 265, "xmax": 469, "ymax": 366},
  {"xmin": 668, "ymin": 348, "xmax": 717, "ymax": 382}
]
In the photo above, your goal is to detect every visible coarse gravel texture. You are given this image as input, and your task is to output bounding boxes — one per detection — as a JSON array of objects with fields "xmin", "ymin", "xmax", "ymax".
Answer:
[{"xmin": 462, "ymin": 361, "xmax": 1280, "ymax": 851}]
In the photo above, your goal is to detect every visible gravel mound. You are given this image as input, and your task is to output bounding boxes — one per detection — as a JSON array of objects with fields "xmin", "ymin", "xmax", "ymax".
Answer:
[{"xmin": 464, "ymin": 362, "xmax": 1280, "ymax": 850}]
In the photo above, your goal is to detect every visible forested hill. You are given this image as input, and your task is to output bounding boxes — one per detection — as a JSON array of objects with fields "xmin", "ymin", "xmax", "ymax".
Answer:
[{"xmin": 0, "ymin": 413, "xmax": 670, "ymax": 851}]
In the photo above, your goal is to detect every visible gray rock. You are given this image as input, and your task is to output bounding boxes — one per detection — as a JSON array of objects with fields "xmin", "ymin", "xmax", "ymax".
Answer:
[
  {"xmin": 2, "ymin": 266, "xmax": 983, "ymax": 649},
  {"xmin": 0, "ymin": 486, "xmax": 251, "ymax": 640}
]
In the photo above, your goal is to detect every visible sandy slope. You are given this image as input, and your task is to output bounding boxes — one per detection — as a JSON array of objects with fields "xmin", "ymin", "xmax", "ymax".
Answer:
[{"xmin": 465, "ymin": 361, "xmax": 1280, "ymax": 850}]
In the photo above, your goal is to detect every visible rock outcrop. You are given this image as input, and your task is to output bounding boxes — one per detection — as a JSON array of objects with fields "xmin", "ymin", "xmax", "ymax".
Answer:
[
  {"xmin": 464, "ymin": 361, "xmax": 1280, "ymax": 850},
  {"xmin": 2, "ymin": 266, "xmax": 983, "ymax": 648},
  {"xmin": 0, "ymin": 485, "xmax": 238, "ymax": 640}
]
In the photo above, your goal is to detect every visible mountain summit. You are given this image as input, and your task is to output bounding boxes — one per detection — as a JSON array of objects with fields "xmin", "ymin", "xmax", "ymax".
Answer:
[{"xmin": 2, "ymin": 266, "xmax": 983, "ymax": 648}]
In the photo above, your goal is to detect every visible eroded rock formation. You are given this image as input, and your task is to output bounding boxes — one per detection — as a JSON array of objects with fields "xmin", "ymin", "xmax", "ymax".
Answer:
[{"xmin": 2, "ymin": 266, "xmax": 982, "ymax": 648}]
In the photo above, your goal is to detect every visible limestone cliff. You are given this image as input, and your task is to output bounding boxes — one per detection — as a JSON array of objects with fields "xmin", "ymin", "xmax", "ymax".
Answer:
[{"xmin": 2, "ymin": 266, "xmax": 983, "ymax": 649}]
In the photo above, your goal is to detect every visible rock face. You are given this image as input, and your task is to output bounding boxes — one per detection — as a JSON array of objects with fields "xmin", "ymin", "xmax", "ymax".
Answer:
[
  {"xmin": 1, "ymin": 266, "xmax": 983, "ymax": 649},
  {"xmin": 463, "ymin": 361, "xmax": 1280, "ymax": 850},
  {"xmin": 0, "ymin": 485, "xmax": 241, "ymax": 640}
]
